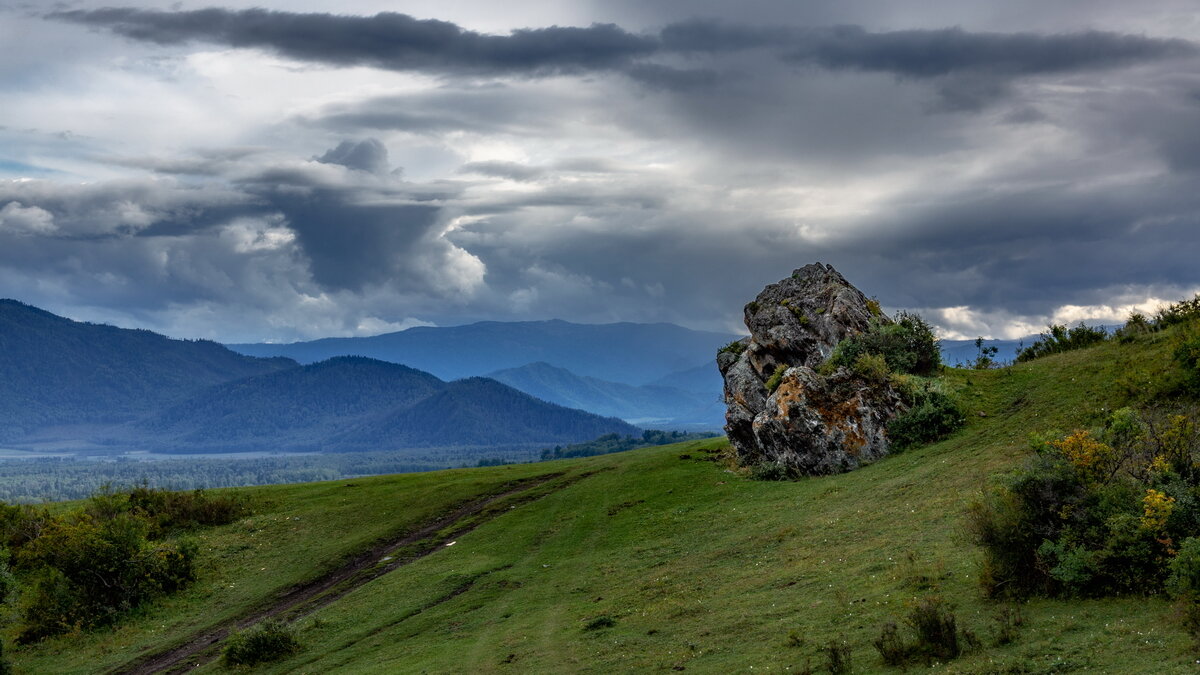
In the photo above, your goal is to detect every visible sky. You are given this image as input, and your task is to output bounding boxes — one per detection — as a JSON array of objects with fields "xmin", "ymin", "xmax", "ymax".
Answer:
[{"xmin": 1, "ymin": 1, "xmax": 1198, "ymax": 342}]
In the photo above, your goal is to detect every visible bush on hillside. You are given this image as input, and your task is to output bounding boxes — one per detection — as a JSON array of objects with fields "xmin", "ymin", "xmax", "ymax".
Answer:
[
  {"xmin": 1156, "ymin": 294, "xmax": 1200, "ymax": 328},
  {"xmin": 223, "ymin": 619, "xmax": 301, "ymax": 666},
  {"xmin": 1175, "ymin": 330, "xmax": 1200, "ymax": 396},
  {"xmin": 828, "ymin": 311, "xmax": 941, "ymax": 376},
  {"xmin": 968, "ymin": 407, "xmax": 1200, "ymax": 599},
  {"xmin": 0, "ymin": 484, "xmax": 243, "ymax": 643},
  {"xmin": 89, "ymin": 484, "xmax": 248, "ymax": 538},
  {"xmin": 887, "ymin": 384, "xmax": 964, "ymax": 451},
  {"xmin": 15, "ymin": 512, "xmax": 197, "ymax": 642},
  {"xmin": 873, "ymin": 597, "xmax": 976, "ymax": 667},
  {"xmin": 1016, "ymin": 323, "xmax": 1109, "ymax": 362}
]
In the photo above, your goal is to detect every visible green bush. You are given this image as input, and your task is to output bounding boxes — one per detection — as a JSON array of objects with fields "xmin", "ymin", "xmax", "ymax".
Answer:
[
  {"xmin": 829, "ymin": 311, "xmax": 941, "ymax": 376},
  {"xmin": 852, "ymin": 352, "xmax": 890, "ymax": 384},
  {"xmin": 872, "ymin": 597, "xmax": 974, "ymax": 667},
  {"xmin": 1174, "ymin": 331, "xmax": 1200, "ymax": 396},
  {"xmin": 717, "ymin": 340, "xmax": 746, "ymax": 357},
  {"xmin": 15, "ymin": 512, "xmax": 198, "ymax": 642},
  {"xmin": 969, "ymin": 408, "xmax": 1200, "ymax": 600},
  {"xmin": 1016, "ymin": 323, "xmax": 1109, "ymax": 362},
  {"xmin": 887, "ymin": 387, "xmax": 963, "ymax": 450},
  {"xmin": 1155, "ymin": 294, "xmax": 1200, "ymax": 327},
  {"xmin": 765, "ymin": 364, "xmax": 788, "ymax": 393},
  {"xmin": 223, "ymin": 619, "xmax": 301, "ymax": 666},
  {"xmin": 1168, "ymin": 537, "xmax": 1200, "ymax": 599},
  {"xmin": 751, "ymin": 461, "xmax": 794, "ymax": 481},
  {"xmin": 88, "ymin": 485, "xmax": 249, "ymax": 538},
  {"xmin": 824, "ymin": 638, "xmax": 852, "ymax": 674}
]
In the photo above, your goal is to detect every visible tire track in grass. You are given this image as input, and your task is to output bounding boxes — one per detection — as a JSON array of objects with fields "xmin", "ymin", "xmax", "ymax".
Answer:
[{"xmin": 109, "ymin": 470, "xmax": 603, "ymax": 674}]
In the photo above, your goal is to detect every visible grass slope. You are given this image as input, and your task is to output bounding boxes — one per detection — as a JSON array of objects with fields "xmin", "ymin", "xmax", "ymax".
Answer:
[{"xmin": 9, "ymin": 329, "xmax": 1194, "ymax": 673}]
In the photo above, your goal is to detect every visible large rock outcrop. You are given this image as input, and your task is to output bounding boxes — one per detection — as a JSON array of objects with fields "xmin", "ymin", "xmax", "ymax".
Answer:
[{"xmin": 718, "ymin": 263, "xmax": 906, "ymax": 475}]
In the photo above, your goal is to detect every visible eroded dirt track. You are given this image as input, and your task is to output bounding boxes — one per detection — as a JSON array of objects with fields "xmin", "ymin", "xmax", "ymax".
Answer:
[{"xmin": 108, "ymin": 471, "xmax": 586, "ymax": 674}]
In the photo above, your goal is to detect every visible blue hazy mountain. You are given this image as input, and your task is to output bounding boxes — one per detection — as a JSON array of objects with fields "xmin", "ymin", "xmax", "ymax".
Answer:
[
  {"xmin": 0, "ymin": 301, "xmax": 638, "ymax": 452},
  {"xmin": 486, "ymin": 361, "xmax": 724, "ymax": 428},
  {"xmin": 143, "ymin": 357, "xmax": 639, "ymax": 453},
  {"xmin": 0, "ymin": 299, "xmax": 294, "ymax": 438},
  {"xmin": 228, "ymin": 320, "xmax": 741, "ymax": 386}
]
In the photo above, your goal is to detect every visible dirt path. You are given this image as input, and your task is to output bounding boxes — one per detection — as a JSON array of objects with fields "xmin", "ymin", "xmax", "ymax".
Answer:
[{"xmin": 108, "ymin": 471, "xmax": 579, "ymax": 674}]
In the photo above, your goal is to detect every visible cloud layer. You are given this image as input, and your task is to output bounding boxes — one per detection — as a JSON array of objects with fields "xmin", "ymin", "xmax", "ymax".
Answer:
[{"xmin": 0, "ymin": 2, "xmax": 1196, "ymax": 342}]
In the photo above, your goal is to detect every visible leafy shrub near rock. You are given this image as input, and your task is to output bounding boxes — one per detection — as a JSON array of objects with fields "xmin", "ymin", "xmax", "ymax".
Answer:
[
  {"xmin": 765, "ymin": 364, "xmax": 788, "ymax": 393},
  {"xmin": 968, "ymin": 407, "xmax": 1200, "ymax": 599},
  {"xmin": 223, "ymin": 619, "xmax": 301, "ymax": 666},
  {"xmin": 828, "ymin": 311, "xmax": 941, "ymax": 376},
  {"xmin": 887, "ymin": 385, "xmax": 964, "ymax": 451}
]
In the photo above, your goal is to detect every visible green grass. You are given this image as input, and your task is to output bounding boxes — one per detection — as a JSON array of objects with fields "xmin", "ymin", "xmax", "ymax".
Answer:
[{"xmin": 7, "ymin": 328, "xmax": 1197, "ymax": 673}]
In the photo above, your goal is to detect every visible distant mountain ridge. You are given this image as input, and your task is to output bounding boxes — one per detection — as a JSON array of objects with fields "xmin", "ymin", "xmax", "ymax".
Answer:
[
  {"xmin": 0, "ymin": 300, "xmax": 638, "ymax": 453},
  {"xmin": 486, "ymin": 362, "xmax": 723, "ymax": 428},
  {"xmin": 0, "ymin": 299, "xmax": 294, "ymax": 438},
  {"xmin": 228, "ymin": 319, "xmax": 740, "ymax": 386}
]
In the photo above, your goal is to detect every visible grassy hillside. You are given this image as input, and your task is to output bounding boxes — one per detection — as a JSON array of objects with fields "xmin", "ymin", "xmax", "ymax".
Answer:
[{"xmin": 7, "ymin": 327, "xmax": 1195, "ymax": 673}]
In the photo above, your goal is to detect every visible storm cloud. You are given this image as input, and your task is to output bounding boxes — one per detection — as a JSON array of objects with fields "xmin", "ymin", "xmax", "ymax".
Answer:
[
  {"xmin": 48, "ymin": 7, "xmax": 658, "ymax": 75},
  {"xmin": 1, "ymin": 2, "xmax": 1198, "ymax": 342},
  {"xmin": 52, "ymin": 8, "xmax": 1194, "ymax": 88}
]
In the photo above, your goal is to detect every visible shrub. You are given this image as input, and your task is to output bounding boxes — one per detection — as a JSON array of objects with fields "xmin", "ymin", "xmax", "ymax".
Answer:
[
  {"xmin": 824, "ymin": 637, "xmax": 852, "ymax": 674},
  {"xmin": 872, "ymin": 598, "xmax": 974, "ymax": 667},
  {"xmin": 906, "ymin": 597, "xmax": 961, "ymax": 662},
  {"xmin": 972, "ymin": 337, "xmax": 1000, "ymax": 369},
  {"xmin": 765, "ymin": 364, "xmax": 788, "ymax": 393},
  {"xmin": 0, "ymin": 503, "xmax": 51, "ymax": 549},
  {"xmin": 887, "ymin": 387, "xmax": 963, "ymax": 450},
  {"xmin": 991, "ymin": 605, "xmax": 1023, "ymax": 646},
  {"xmin": 15, "ymin": 512, "xmax": 198, "ymax": 642},
  {"xmin": 223, "ymin": 619, "xmax": 301, "ymax": 667},
  {"xmin": 1174, "ymin": 331, "xmax": 1200, "ymax": 396},
  {"xmin": 1016, "ymin": 323, "xmax": 1108, "ymax": 362},
  {"xmin": 718, "ymin": 340, "xmax": 746, "ymax": 357},
  {"xmin": 1167, "ymin": 537, "xmax": 1200, "ymax": 599},
  {"xmin": 969, "ymin": 407, "xmax": 1200, "ymax": 600},
  {"xmin": 1155, "ymin": 294, "xmax": 1200, "ymax": 327},
  {"xmin": 0, "ymin": 548, "xmax": 14, "ymax": 603},
  {"xmin": 751, "ymin": 461, "xmax": 794, "ymax": 481},
  {"xmin": 872, "ymin": 621, "xmax": 910, "ymax": 666},
  {"xmin": 1117, "ymin": 312, "xmax": 1154, "ymax": 342},
  {"xmin": 89, "ymin": 485, "xmax": 249, "ymax": 538},
  {"xmin": 851, "ymin": 352, "xmax": 890, "ymax": 385},
  {"xmin": 829, "ymin": 311, "xmax": 941, "ymax": 376}
]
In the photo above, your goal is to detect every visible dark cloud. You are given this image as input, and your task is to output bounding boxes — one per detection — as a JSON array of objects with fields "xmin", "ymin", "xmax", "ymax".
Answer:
[
  {"xmin": 48, "ymin": 8, "xmax": 1194, "ymax": 101},
  {"xmin": 315, "ymin": 138, "xmax": 392, "ymax": 174},
  {"xmin": 13, "ymin": 4, "xmax": 1200, "ymax": 341},
  {"xmin": 785, "ymin": 26, "xmax": 1195, "ymax": 77},
  {"xmin": 48, "ymin": 7, "xmax": 657, "ymax": 75}
]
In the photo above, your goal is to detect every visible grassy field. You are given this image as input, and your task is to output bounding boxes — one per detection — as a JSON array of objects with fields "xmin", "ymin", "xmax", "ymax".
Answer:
[{"xmin": 8, "ymin": 328, "xmax": 1197, "ymax": 673}]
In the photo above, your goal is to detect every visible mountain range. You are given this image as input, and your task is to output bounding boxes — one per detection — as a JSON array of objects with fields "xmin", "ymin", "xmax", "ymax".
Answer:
[
  {"xmin": 0, "ymin": 300, "xmax": 637, "ymax": 453},
  {"xmin": 228, "ymin": 319, "xmax": 739, "ymax": 386},
  {"xmin": 486, "ymin": 361, "xmax": 723, "ymax": 428}
]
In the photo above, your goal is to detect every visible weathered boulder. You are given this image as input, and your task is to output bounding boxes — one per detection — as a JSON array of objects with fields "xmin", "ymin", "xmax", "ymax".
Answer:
[{"xmin": 719, "ymin": 263, "xmax": 906, "ymax": 474}]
